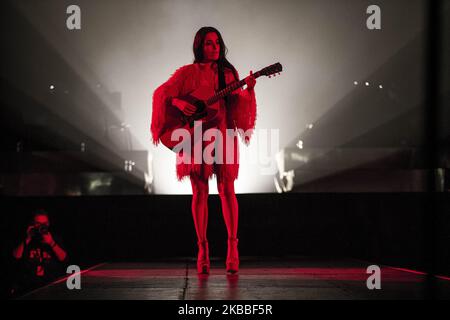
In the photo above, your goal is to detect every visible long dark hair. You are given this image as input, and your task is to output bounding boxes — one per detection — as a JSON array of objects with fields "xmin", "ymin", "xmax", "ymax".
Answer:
[{"xmin": 193, "ymin": 26, "xmax": 239, "ymax": 82}]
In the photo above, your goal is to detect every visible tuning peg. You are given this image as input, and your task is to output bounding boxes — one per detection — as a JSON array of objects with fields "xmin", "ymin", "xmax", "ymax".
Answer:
[{"xmin": 268, "ymin": 75, "xmax": 271, "ymax": 78}]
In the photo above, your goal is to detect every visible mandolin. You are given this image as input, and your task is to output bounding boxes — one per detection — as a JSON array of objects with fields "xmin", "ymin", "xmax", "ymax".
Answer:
[{"xmin": 160, "ymin": 62, "xmax": 283, "ymax": 151}]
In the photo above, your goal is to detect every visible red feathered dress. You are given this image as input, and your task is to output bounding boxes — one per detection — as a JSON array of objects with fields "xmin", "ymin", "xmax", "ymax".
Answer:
[{"xmin": 151, "ymin": 62, "xmax": 257, "ymax": 182}]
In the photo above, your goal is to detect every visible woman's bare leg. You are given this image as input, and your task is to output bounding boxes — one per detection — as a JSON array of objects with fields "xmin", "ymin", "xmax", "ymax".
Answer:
[
  {"xmin": 190, "ymin": 174, "xmax": 210, "ymax": 273},
  {"xmin": 190, "ymin": 174, "xmax": 209, "ymax": 242},
  {"xmin": 217, "ymin": 177, "xmax": 239, "ymax": 273},
  {"xmin": 217, "ymin": 178, "xmax": 238, "ymax": 239}
]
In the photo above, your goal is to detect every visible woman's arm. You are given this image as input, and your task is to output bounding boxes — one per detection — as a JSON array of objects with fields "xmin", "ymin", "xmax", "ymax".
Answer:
[
  {"xmin": 227, "ymin": 70, "xmax": 257, "ymax": 145},
  {"xmin": 151, "ymin": 65, "xmax": 191, "ymax": 146}
]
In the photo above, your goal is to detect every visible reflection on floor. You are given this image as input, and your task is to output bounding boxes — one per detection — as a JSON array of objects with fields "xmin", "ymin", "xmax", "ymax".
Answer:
[{"xmin": 21, "ymin": 257, "xmax": 450, "ymax": 300}]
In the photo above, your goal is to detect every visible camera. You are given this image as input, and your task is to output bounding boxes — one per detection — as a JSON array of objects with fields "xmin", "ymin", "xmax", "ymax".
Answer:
[{"xmin": 29, "ymin": 224, "xmax": 49, "ymax": 241}]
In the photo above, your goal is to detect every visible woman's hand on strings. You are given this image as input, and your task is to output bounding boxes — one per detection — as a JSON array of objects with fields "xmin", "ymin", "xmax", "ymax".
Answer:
[
  {"xmin": 172, "ymin": 98, "xmax": 197, "ymax": 116},
  {"xmin": 245, "ymin": 70, "xmax": 256, "ymax": 91}
]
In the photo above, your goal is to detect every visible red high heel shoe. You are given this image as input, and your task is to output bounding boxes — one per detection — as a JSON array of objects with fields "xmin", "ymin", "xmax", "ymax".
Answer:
[
  {"xmin": 197, "ymin": 240, "xmax": 210, "ymax": 274},
  {"xmin": 226, "ymin": 238, "xmax": 239, "ymax": 274}
]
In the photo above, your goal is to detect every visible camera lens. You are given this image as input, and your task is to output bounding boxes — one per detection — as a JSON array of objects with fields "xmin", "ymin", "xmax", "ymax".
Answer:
[{"xmin": 39, "ymin": 225, "xmax": 49, "ymax": 234}]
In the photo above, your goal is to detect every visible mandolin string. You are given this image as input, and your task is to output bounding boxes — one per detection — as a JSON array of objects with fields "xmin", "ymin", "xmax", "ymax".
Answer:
[
  {"xmin": 205, "ymin": 62, "xmax": 282, "ymax": 106},
  {"xmin": 207, "ymin": 71, "xmax": 263, "ymax": 106}
]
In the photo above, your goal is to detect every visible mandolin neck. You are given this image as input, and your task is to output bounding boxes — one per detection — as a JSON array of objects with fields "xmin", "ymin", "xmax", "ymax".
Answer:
[{"xmin": 206, "ymin": 71, "xmax": 261, "ymax": 106}]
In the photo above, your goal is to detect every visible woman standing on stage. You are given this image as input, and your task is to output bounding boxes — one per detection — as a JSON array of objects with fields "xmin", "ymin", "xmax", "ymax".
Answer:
[{"xmin": 151, "ymin": 26, "xmax": 257, "ymax": 274}]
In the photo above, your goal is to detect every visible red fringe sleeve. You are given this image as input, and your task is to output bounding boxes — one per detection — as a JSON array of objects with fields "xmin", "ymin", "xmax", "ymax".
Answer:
[
  {"xmin": 227, "ymin": 72, "xmax": 257, "ymax": 146},
  {"xmin": 150, "ymin": 65, "xmax": 190, "ymax": 146}
]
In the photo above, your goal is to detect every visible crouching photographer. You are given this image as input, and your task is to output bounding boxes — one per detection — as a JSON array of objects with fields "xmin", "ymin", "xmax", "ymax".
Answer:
[{"xmin": 11, "ymin": 209, "xmax": 68, "ymax": 296}]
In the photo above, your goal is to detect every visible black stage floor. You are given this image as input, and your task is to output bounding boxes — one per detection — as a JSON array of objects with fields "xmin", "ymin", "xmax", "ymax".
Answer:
[{"xmin": 20, "ymin": 257, "xmax": 450, "ymax": 300}]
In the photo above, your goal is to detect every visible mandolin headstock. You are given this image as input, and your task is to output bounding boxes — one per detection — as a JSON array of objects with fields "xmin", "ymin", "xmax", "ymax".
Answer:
[{"xmin": 255, "ymin": 62, "xmax": 283, "ymax": 78}]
